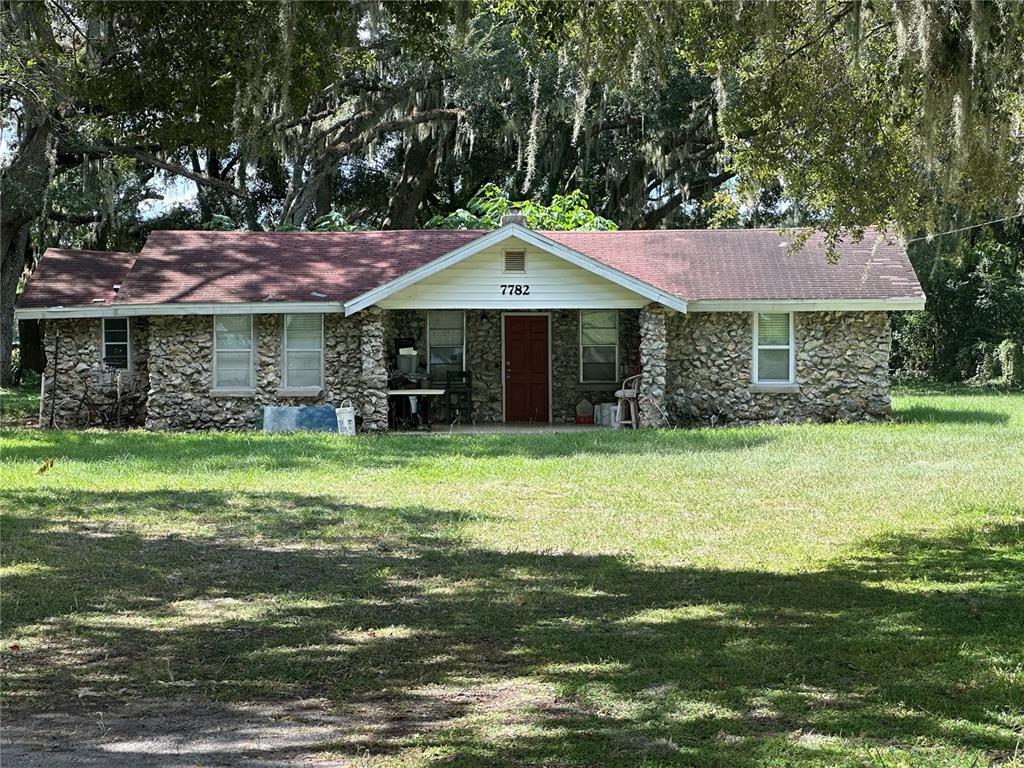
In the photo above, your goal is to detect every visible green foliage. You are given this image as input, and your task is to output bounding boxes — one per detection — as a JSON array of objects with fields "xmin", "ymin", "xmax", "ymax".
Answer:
[
  {"xmin": 310, "ymin": 212, "xmax": 364, "ymax": 232},
  {"xmin": 200, "ymin": 214, "xmax": 241, "ymax": 232},
  {"xmin": 997, "ymin": 339, "xmax": 1023, "ymax": 385},
  {"xmin": 496, "ymin": 1, "xmax": 1024, "ymax": 239},
  {"xmin": 891, "ymin": 229, "xmax": 1024, "ymax": 383},
  {"xmin": 426, "ymin": 183, "xmax": 618, "ymax": 231}
]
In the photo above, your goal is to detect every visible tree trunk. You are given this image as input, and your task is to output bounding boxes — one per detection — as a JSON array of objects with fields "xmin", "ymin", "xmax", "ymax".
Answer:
[
  {"xmin": 189, "ymin": 149, "xmax": 212, "ymax": 223},
  {"xmin": 279, "ymin": 152, "xmax": 336, "ymax": 229},
  {"xmin": 383, "ymin": 132, "xmax": 440, "ymax": 229},
  {"xmin": 314, "ymin": 157, "xmax": 338, "ymax": 219},
  {"xmin": 1, "ymin": 116, "xmax": 54, "ymax": 386}
]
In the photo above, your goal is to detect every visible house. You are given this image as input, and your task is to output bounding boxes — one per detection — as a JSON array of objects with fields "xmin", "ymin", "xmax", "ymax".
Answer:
[{"xmin": 15, "ymin": 215, "xmax": 925, "ymax": 431}]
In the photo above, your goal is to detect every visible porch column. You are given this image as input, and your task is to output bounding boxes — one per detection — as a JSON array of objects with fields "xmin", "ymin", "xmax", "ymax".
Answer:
[
  {"xmin": 359, "ymin": 306, "xmax": 389, "ymax": 431},
  {"xmin": 638, "ymin": 303, "xmax": 669, "ymax": 428}
]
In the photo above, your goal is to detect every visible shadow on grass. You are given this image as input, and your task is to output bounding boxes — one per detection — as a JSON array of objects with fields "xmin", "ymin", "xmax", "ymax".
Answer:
[
  {"xmin": 0, "ymin": 425, "xmax": 774, "ymax": 471},
  {"xmin": 896, "ymin": 404, "xmax": 1011, "ymax": 425},
  {"xmin": 2, "ymin": 489, "xmax": 1022, "ymax": 766}
]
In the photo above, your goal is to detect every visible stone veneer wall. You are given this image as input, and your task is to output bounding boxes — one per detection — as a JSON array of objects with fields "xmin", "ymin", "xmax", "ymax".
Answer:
[
  {"xmin": 662, "ymin": 310, "xmax": 892, "ymax": 424},
  {"xmin": 638, "ymin": 305, "xmax": 669, "ymax": 427},
  {"xmin": 39, "ymin": 318, "xmax": 149, "ymax": 427},
  {"xmin": 464, "ymin": 310, "xmax": 503, "ymax": 422},
  {"xmin": 145, "ymin": 310, "xmax": 388, "ymax": 431}
]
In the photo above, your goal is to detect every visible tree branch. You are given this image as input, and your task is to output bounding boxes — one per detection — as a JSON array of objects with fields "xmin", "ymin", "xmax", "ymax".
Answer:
[{"xmin": 96, "ymin": 145, "xmax": 247, "ymax": 197}]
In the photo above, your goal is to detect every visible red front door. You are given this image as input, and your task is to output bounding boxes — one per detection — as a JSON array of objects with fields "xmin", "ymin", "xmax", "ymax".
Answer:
[{"xmin": 504, "ymin": 315, "xmax": 549, "ymax": 422}]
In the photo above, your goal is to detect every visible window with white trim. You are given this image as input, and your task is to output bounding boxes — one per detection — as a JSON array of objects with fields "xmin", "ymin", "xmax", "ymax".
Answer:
[
  {"xmin": 427, "ymin": 310, "xmax": 465, "ymax": 384},
  {"xmin": 579, "ymin": 310, "xmax": 618, "ymax": 383},
  {"xmin": 102, "ymin": 318, "xmax": 130, "ymax": 369},
  {"xmin": 283, "ymin": 314, "xmax": 324, "ymax": 388},
  {"xmin": 753, "ymin": 312, "xmax": 794, "ymax": 383},
  {"xmin": 213, "ymin": 315, "xmax": 254, "ymax": 389}
]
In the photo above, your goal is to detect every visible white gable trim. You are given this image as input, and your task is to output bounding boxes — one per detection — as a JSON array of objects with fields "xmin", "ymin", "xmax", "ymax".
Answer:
[{"xmin": 342, "ymin": 223, "xmax": 688, "ymax": 316}]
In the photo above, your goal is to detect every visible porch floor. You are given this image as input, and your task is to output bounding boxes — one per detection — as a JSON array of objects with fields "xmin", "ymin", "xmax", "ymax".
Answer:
[{"xmin": 394, "ymin": 422, "xmax": 615, "ymax": 435}]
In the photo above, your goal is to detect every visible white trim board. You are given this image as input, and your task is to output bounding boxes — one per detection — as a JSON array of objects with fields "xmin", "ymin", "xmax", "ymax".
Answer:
[
  {"xmin": 15, "ymin": 300, "xmax": 346, "ymax": 320},
  {"xmin": 687, "ymin": 298, "xmax": 925, "ymax": 312},
  {"xmin": 343, "ymin": 224, "xmax": 688, "ymax": 316},
  {"xmin": 16, "ymin": 296, "xmax": 926, "ymax": 321}
]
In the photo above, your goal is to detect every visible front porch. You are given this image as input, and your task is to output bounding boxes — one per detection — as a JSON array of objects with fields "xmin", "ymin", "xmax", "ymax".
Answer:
[{"xmin": 379, "ymin": 307, "xmax": 669, "ymax": 428}]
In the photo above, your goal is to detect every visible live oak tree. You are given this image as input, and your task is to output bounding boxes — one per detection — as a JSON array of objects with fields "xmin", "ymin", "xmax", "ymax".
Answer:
[
  {"xmin": 0, "ymin": 0, "xmax": 250, "ymax": 383},
  {"xmin": 5, "ymin": 0, "xmax": 1022, "ymax": 387},
  {"xmin": 0, "ymin": 0, "xmax": 459, "ymax": 383},
  {"xmin": 494, "ymin": 0, "xmax": 1024, "ymax": 243}
]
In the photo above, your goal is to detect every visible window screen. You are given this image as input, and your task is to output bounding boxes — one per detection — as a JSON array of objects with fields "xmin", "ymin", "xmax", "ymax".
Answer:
[
  {"xmin": 580, "ymin": 310, "xmax": 618, "ymax": 382},
  {"xmin": 213, "ymin": 315, "xmax": 253, "ymax": 389},
  {"xmin": 283, "ymin": 314, "xmax": 323, "ymax": 388},
  {"xmin": 755, "ymin": 313, "xmax": 793, "ymax": 382}
]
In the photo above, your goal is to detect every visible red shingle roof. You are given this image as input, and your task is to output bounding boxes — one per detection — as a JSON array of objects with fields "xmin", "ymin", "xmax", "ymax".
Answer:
[
  {"xmin": 18, "ymin": 227, "xmax": 924, "ymax": 311},
  {"xmin": 17, "ymin": 248, "xmax": 136, "ymax": 309},
  {"xmin": 546, "ymin": 228, "xmax": 925, "ymax": 301},
  {"xmin": 114, "ymin": 230, "xmax": 482, "ymax": 305}
]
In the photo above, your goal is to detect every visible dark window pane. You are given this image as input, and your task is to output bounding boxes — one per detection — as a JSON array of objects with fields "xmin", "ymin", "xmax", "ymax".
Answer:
[
  {"xmin": 104, "ymin": 343, "xmax": 129, "ymax": 369},
  {"xmin": 582, "ymin": 361, "xmax": 616, "ymax": 382}
]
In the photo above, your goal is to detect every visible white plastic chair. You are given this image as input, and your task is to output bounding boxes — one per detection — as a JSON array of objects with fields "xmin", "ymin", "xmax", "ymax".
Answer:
[{"xmin": 614, "ymin": 373, "xmax": 641, "ymax": 429}]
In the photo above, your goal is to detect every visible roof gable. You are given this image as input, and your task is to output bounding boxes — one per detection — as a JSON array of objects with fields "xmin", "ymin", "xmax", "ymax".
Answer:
[{"xmin": 344, "ymin": 225, "xmax": 688, "ymax": 315}]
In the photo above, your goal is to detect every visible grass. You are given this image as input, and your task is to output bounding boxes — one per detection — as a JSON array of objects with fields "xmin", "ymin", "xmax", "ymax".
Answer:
[
  {"xmin": 1, "ymin": 386, "xmax": 1022, "ymax": 766},
  {"xmin": 0, "ymin": 370, "xmax": 40, "ymax": 424}
]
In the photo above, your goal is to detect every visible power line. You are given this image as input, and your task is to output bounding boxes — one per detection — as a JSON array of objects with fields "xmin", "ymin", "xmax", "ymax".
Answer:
[{"xmin": 905, "ymin": 212, "xmax": 1024, "ymax": 244}]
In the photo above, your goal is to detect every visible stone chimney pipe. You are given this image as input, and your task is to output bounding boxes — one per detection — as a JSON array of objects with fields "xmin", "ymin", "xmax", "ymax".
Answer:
[{"xmin": 499, "ymin": 206, "xmax": 527, "ymax": 227}]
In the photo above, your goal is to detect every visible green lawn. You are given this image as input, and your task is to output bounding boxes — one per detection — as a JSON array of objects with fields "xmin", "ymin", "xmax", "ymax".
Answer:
[
  {"xmin": 1, "ymin": 387, "xmax": 1022, "ymax": 766},
  {"xmin": 0, "ymin": 370, "xmax": 40, "ymax": 424}
]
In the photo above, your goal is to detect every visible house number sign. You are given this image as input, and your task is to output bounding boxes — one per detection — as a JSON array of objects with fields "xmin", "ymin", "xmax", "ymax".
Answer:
[{"xmin": 500, "ymin": 284, "xmax": 530, "ymax": 295}]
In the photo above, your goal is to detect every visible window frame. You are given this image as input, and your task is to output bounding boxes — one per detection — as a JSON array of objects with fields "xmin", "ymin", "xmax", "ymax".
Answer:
[
  {"xmin": 212, "ymin": 314, "xmax": 255, "ymax": 391},
  {"xmin": 101, "ymin": 317, "xmax": 131, "ymax": 371},
  {"xmin": 752, "ymin": 312, "xmax": 796, "ymax": 384},
  {"xmin": 578, "ymin": 310, "xmax": 619, "ymax": 384},
  {"xmin": 282, "ymin": 313, "xmax": 325, "ymax": 390},
  {"xmin": 426, "ymin": 310, "xmax": 466, "ymax": 383}
]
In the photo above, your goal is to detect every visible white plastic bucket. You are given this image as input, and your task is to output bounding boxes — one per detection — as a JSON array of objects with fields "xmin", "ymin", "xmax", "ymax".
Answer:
[{"xmin": 336, "ymin": 399, "xmax": 357, "ymax": 436}]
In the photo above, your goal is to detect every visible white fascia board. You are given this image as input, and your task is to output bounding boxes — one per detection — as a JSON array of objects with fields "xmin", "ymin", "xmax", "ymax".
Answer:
[
  {"xmin": 15, "ymin": 301, "xmax": 345, "ymax": 320},
  {"xmin": 686, "ymin": 297, "xmax": 926, "ymax": 312},
  {"xmin": 342, "ymin": 223, "xmax": 688, "ymax": 315}
]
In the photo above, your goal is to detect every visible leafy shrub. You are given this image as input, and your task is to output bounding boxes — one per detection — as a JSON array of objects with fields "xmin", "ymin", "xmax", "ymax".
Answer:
[
  {"xmin": 201, "ymin": 213, "xmax": 241, "ymax": 231},
  {"xmin": 958, "ymin": 341, "xmax": 997, "ymax": 382},
  {"xmin": 426, "ymin": 183, "xmax": 618, "ymax": 231},
  {"xmin": 893, "ymin": 233, "xmax": 1023, "ymax": 383},
  {"xmin": 997, "ymin": 339, "xmax": 1023, "ymax": 385}
]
